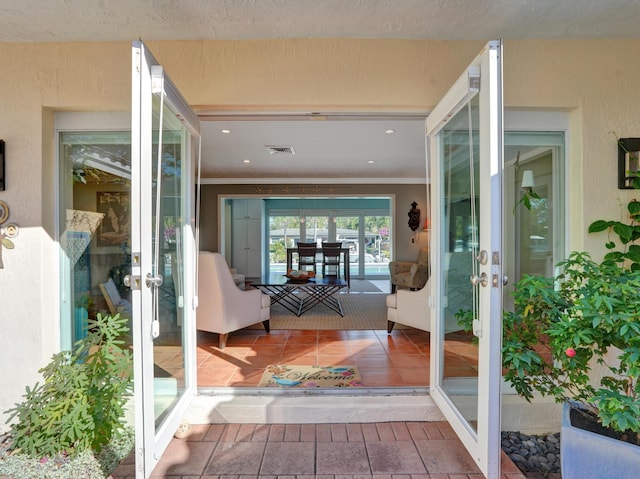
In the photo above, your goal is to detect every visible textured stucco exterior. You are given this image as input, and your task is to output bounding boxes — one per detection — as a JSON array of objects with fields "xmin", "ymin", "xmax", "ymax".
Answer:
[{"xmin": 0, "ymin": 39, "xmax": 639, "ymax": 429}]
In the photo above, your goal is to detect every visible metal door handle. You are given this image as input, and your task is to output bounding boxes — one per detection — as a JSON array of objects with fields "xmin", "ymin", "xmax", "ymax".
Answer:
[
  {"xmin": 146, "ymin": 273, "xmax": 164, "ymax": 288},
  {"xmin": 470, "ymin": 272, "xmax": 488, "ymax": 287}
]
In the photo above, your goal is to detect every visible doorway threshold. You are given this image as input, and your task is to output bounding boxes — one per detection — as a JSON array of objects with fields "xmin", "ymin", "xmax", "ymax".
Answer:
[{"xmin": 186, "ymin": 387, "xmax": 445, "ymax": 424}]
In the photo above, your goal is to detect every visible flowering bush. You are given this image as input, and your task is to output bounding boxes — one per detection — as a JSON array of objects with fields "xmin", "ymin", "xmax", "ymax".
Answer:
[
  {"xmin": 504, "ymin": 184, "xmax": 640, "ymax": 439},
  {"xmin": 503, "ymin": 252, "xmax": 640, "ymax": 437}
]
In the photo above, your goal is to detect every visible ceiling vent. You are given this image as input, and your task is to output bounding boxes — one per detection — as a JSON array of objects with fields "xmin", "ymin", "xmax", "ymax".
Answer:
[{"xmin": 266, "ymin": 145, "xmax": 295, "ymax": 155}]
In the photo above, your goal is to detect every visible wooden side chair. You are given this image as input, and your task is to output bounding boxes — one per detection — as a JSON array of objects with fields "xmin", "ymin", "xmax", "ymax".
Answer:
[
  {"xmin": 296, "ymin": 242, "xmax": 318, "ymax": 273},
  {"xmin": 321, "ymin": 242, "xmax": 343, "ymax": 277}
]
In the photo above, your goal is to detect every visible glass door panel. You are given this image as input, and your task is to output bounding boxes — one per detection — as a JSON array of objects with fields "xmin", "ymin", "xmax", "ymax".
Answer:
[
  {"xmin": 428, "ymin": 40, "xmax": 503, "ymax": 478},
  {"xmin": 132, "ymin": 40, "xmax": 200, "ymax": 478},
  {"xmin": 303, "ymin": 214, "xmax": 329, "ymax": 245},
  {"xmin": 441, "ymin": 96, "xmax": 479, "ymax": 422},
  {"xmin": 364, "ymin": 215, "xmax": 391, "ymax": 278},
  {"xmin": 59, "ymin": 131, "xmax": 132, "ymax": 350},
  {"xmin": 268, "ymin": 215, "xmax": 300, "ymax": 274},
  {"xmin": 151, "ymin": 98, "xmax": 187, "ymax": 426},
  {"xmin": 335, "ymin": 215, "xmax": 360, "ymax": 276},
  {"xmin": 503, "ymin": 131, "xmax": 565, "ymax": 310}
]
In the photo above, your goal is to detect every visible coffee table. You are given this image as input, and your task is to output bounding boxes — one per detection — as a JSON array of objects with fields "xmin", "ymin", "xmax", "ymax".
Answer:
[{"xmin": 251, "ymin": 274, "xmax": 347, "ymax": 317}]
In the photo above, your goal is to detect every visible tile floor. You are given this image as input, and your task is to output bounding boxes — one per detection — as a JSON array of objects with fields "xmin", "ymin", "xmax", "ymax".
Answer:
[
  {"xmin": 110, "ymin": 421, "xmax": 529, "ymax": 479},
  {"xmin": 154, "ymin": 328, "xmax": 479, "ymax": 389},
  {"xmin": 135, "ymin": 286, "xmax": 528, "ymax": 479}
]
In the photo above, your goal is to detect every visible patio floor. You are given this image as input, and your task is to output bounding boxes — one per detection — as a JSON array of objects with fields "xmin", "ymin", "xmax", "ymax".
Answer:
[{"xmin": 109, "ymin": 421, "xmax": 533, "ymax": 479}]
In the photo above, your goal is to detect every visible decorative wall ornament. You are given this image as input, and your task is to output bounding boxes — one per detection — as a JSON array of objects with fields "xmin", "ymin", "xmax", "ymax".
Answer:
[
  {"xmin": 408, "ymin": 201, "xmax": 421, "ymax": 231},
  {"xmin": 0, "ymin": 200, "xmax": 18, "ymax": 269}
]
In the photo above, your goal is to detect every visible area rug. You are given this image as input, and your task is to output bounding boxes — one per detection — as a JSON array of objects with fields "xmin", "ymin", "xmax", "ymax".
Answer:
[
  {"xmin": 258, "ymin": 364, "xmax": 363, "ymax": 388},
  {"xmin": 347, "ymin": 279, "xmax": 383, "ymax": 293},
  {"xmin": 247, "ymin": 293, "xmax": 399, "ymax": 330}
]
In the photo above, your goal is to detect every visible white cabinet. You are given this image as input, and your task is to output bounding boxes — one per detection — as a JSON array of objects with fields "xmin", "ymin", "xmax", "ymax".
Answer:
[{"xmin": 231, "ymin": 199, "xmax": 263, "ymax": 278}]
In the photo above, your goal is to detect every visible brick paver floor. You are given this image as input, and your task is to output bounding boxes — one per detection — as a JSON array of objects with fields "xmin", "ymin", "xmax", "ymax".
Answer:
[{"xmin": 110, "ymin": 422, "xmax": 529, "ymax": 479}]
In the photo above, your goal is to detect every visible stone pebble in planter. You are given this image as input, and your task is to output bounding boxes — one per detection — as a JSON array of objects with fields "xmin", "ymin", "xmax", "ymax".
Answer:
[{"xmin": 501, "ymin": 431, "xmax": 561, "ymax": 475}]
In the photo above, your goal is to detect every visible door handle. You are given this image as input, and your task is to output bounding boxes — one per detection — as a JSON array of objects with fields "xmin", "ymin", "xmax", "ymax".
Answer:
[
  {"xmin": 470, "ymin": 272, "xmax": 488, "ymax": 287},
  {"xmin": 146, "ymin": 273, "xmax": 164, "ymax": 288}
]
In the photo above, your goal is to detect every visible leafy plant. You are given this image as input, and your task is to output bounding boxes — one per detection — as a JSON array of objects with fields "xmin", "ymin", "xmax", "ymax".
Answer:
[
  {"xmin": 503, "ymin": 252, "xmax": 640, "ymax": 437},
  {"xmin": 587, "ymin": 178, "xmax": 640, "ymax": 271},
  {"xmin": 4, "ymin": 313, "xmax": 133, "ymax": 459}
]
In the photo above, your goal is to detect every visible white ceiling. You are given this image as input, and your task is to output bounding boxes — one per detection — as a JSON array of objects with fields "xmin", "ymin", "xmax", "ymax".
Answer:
[
  {"xmin": 7, "ymin": 0, "xmax": 640, "ymax": 182},
  {"xmin": 199, "ymin": 116, "xmax": 428, "ymax": 182}
]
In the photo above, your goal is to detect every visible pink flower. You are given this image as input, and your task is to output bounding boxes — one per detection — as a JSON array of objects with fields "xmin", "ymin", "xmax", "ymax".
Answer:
[
  {"xmin": 565, "ymin": 347, "xmax": 576, "ymax": 357},
  {"xmin": 40, "ymin": 457, "xmax": 49, "ymax": 464}
]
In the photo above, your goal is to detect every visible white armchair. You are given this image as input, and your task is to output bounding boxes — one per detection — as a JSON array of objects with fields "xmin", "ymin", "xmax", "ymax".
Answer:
[
  {"xmin": 197, "ymin": 251, "xmax": 270, "ymax": 348},
  {"xmin": 386, "ymin": 279, "xmax": 463, "ymax": 334},
  {"xmin": 386, "ymin": 252, "xmax": 472, "ymax": 334}
]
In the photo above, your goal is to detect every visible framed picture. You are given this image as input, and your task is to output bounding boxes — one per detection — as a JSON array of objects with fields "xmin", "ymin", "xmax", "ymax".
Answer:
[
  {"xmin": 96, "ymin": 191, "xmax": 129, "ymax": 246},
  {"xmin": 618, "ymin": 138, "xmax": 640, "ymax": 189}
]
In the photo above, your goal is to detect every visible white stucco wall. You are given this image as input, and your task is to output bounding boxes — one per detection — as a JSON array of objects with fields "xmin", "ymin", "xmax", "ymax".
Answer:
[{"xmin": 0, "ymin": 39, "xmax": 639, "ymax": 429}]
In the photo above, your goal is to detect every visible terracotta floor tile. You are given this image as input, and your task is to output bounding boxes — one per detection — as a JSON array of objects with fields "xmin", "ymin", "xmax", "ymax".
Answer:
[
  {"xmin": 197, "ymin": 365, "xmax": 238, "ymax": 387},
  {"xmin": 396, "ymin": 367, "xmax": 430, "ymax": 386},
  {"xmin": 388, "ymin": 353, "xmax": 428, "ymax": 369},
  {"xmin": 316, "ymin": 354, "xmax": 357, "ymax": 365},
  {"xmin": 226, "ymin": 368, "xmax": 265, "ymax": 386},
  {"xmin": 353, "ymin": 354, "xmax": 394, "ymax": 368},
  {"xmin": 240, "ymin": 354, "xmax": 283, "ymax": 369},
  {"xmin": 279, "ymin": 354, "xmax": 318, "ymax": 365},
  {"xmin": 358, "ymin": 367, "xmax": 405, "ymax": 387}
]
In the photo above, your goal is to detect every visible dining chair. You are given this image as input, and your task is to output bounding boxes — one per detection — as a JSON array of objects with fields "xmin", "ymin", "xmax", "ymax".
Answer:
[
  {"xmin": 296, "ymin": 242, "xmax": 318, "ymax": 273},
  {"xmin": 321, "ymin": 242, "xmax": 343, "ymax": 277}
]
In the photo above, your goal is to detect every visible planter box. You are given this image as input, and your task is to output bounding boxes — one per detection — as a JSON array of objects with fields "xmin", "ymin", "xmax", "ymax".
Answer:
[{"xmin": 561, "ymin": 402, "xmax": 640, "ymax": 479}]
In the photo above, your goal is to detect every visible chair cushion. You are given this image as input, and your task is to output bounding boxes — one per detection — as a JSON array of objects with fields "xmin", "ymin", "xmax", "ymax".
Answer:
[
  {"xmin": 102, "ymin": 278, "xmax": 122, "ymax": 304},
  {"xmin": 386, "ymin": 293, "xmax": 397, "ymax": 308}
]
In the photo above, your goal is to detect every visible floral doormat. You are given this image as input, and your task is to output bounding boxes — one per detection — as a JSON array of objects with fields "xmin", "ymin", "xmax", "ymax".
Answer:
[{"xmin": 258, "ymin": 364, "xmax": 363, "ymax": 388}]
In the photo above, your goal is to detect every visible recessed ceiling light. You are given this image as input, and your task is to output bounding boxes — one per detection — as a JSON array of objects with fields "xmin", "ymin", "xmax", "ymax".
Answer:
[
  {"xmin": 221, "ymin": 129, "xmax": 231, "ymax": 134},
  {"xmin": 385, "ymin": 129, "xmax": 396, "ymax": 134},
  {"xmin": 243, "ymin": 159, "xmax": 251, "ymax": 163},
  {"xmin": 367, "ymin": 160, "xmax": 375, "ymax": 164}
]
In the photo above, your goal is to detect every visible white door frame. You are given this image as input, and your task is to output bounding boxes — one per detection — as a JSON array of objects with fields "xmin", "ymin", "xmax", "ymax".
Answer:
[
  {"xmin": 427, "ymin": 40, "xmax": 504, "ymax": 479},
  {"xmin": 131, "ymin": 40, "xmax": 200, "ymax": 479}
]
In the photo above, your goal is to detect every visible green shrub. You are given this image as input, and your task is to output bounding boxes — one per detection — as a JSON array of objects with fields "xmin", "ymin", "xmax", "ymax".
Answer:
[{"xmin": 4, "ymin": 313, "xmax": 133, "ymax": 459}]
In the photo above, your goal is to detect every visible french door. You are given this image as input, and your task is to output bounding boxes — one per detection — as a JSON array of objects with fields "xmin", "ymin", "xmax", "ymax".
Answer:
[
  {"xmin": 131, "ymin": 41, "xmax": 201, "ymax": 478},
  {"xmin": 427, "ymin": 41, "xmax": 504, "ymax": 478}
]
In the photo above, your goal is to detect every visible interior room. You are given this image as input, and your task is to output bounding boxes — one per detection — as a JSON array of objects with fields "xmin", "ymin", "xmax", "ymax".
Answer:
[{"xmin": 59, "ymin": 112, "xmax": 561, "ymax": 393}]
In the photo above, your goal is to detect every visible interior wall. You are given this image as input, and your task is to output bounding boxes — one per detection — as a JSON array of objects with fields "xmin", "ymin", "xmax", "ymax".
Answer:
[
  {"xmin": 0, "ymin": 38, "xmax": 640, "ymax": 428},
  {"xmin": 199, "ymin": 183, "xmax": 430, "ymax": 262}
]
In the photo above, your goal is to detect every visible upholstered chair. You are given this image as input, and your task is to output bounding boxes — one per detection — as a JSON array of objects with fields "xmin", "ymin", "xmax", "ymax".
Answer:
[
  {"xmin": 197, "ymin": 251, "xmax": 270, "ymax": 348},
  {"xmin": 388, "ymin": 247, "xmax": 429, "ymax": 293}
]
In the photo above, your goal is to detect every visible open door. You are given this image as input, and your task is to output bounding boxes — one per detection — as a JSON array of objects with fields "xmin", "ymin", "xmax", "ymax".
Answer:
[
  {"xmin": 427, "ymin": 40, "xmax": 504, "ymax": 478},
  {"xmin": 131, "ymin": 41, "xmax": 201, "ymax": 478}
]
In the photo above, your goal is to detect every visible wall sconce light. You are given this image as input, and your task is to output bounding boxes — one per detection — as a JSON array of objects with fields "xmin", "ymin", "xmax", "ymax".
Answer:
[
  {"xmin": 521, "ymin": 170, "xmax": 535, "ymax": 191},
  {"xmin": 0, "ymin": 140, "xmax": 5, "ymax": 191},
  {"xmin": 408, "ymin": 201, "xmax": 420, "ymax": 231},
  {"xmin": 618, "ymin": 138, "xmax": 640, "ymax": 189}
]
